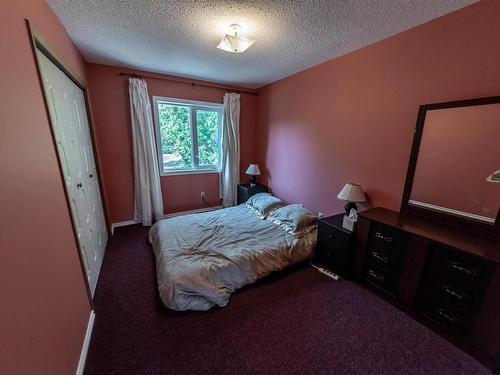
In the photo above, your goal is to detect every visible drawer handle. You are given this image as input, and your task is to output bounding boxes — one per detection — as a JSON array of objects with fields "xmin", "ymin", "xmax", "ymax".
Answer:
[
  {"xmin": 368, "ymin": 269, "xmax": 385, "ymax": 282},
  {"xmin": 436, "ymin": 307, "xmax": 461, "ymax": 325},
  {"xmin": 371, "ymin": 250, "xmax": 389, "ymax": 263},
  {"xmin": 448, "ymin": 261, "xmax": 478, "ymax": 277},
  {"xmin": 375, "ymin": 232, "xmax": 392, "ymax": 243},
  {"xmin": 441, "ymin": 284, "xmax": 469, "ymax": 301}
]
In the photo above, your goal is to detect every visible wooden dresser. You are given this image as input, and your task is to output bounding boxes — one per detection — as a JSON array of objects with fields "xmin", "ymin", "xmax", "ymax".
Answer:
[{"xmin": 353, "ymin": 207, "xmax": 500, "ymax": 365}]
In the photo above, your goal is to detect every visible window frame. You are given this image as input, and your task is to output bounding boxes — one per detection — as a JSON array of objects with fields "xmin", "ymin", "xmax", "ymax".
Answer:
[{"xmin": 152, "ymin": 96, "xmax": 223, "ymax": 176}]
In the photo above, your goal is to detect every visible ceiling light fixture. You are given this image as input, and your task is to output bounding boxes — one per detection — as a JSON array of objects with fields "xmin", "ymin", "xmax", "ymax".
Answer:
[{"xmin": 217, "ymin": 23, "xmax": 255, "ymax": 53}]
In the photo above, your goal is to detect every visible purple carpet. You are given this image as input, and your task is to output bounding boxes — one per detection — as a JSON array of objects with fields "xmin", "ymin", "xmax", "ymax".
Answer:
[{"xmin": 84, "ymin": 224, "xmax": 490, "ymax": 374}]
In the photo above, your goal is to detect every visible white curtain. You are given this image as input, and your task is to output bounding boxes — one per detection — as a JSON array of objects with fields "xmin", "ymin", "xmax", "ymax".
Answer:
[
  {"xmin": 129, "ymin": 78, "xmax": 164, "ymax": 226},
  {"xmin": 220, "ymin": 93, "xmax": 241, "ymax": 207}
]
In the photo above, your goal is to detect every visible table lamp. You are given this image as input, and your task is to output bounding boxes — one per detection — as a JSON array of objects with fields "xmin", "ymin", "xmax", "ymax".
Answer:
[
  {"xmin": 246, "ymin": 164, "xmax": 261, "ymax": 186},
  {"xmin": 337, "ymin": 183, "xmax": 367, "ymax": 215}
]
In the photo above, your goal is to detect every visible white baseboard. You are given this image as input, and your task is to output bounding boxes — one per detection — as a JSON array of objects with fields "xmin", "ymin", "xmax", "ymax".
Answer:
[
  {"xmin": 111, "ymin": 206, "xmax": 223, "ymax": 234},
  {"xmin": 76, "ymin": 310, "xmax": 95, "ymax": 375},
  {"xmin": 163, "ymin": 205, "xmax": 223, "ymax": 219},
  {"xmin": 111, "ymin": 219, "xmax": 140, "ymax": 234}
]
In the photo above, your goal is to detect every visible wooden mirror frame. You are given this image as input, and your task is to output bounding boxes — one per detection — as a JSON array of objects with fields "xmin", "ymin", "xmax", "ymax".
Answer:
[{"xmin": 400, "ymin": 95, "xmax": 500, "ymax": 234}]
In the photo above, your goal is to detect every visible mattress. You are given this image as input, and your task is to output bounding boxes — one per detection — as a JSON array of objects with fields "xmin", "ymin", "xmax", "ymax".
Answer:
[{"xmin": 149, "ymin": 205, "xmax": 317, "ymax": 311}]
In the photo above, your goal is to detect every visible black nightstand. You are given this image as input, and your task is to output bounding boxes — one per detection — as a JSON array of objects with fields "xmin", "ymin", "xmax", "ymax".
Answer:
[
  {"xmin": 237, "ymin": 183, "xmax": 268, "ymax": 204},
  {"xmin": 313, "ymin": 213, "xmax": 355, "ymax": 278}
]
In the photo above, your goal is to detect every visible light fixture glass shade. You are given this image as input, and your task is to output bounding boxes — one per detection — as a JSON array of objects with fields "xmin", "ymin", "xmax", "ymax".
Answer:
[
  {"xmin": 217, "ymin": 34, "xmax": 255, "ymax": 53},
  {"xmin": 337, "ymin": 183, "xmax": 366, "ymax": 203},
  {"xmin": 245, "ymin": 164, "xmax": 261, "ymax": 176},
  {"xmin": 217, "ymin": 24, "xmax": 255, "ymax": 53},
  {"xmin": 486, "ymin": 170, "xmax": 500, "ymax": 183}
]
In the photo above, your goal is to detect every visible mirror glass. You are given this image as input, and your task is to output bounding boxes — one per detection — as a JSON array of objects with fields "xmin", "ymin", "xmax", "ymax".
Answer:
[{"xmin": 409, "ymin": 102, "xmax": 500, "ymax": 224}]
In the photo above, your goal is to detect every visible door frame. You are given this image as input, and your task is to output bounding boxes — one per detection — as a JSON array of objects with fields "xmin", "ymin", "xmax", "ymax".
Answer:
[{"xmin": 26, "ymin": 20, "xmax": 110, "ymax": 304}]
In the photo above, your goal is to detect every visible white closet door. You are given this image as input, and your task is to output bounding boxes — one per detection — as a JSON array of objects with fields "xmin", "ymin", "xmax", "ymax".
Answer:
[{"xmin": 37, "ymin": 49, "xmax": 108, "ymax": 296}]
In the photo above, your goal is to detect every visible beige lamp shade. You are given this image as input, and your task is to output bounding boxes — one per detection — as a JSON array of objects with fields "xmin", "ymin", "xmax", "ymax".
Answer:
[
  {"xmin": 245, "ymin": 164, "xmax": 261, "ymax": 176},
  {"xmin": 337, "ymin": 183, "xmax": 366, "ymax": 203}
]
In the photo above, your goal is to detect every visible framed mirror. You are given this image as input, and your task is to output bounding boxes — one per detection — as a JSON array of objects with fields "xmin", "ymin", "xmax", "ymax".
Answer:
[{"xmin": 401, "ymin": 96, "xmax": 500, "ymax": 230}]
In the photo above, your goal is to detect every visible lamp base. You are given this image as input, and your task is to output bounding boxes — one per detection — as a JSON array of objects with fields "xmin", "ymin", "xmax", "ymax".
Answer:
[
  {"xmin": 344, "ymin": 202, "xmax": 358, "ymax": 216},
  {"xmin": 250, "ymin": 175, "xmax": 257, "ymax": 187}
]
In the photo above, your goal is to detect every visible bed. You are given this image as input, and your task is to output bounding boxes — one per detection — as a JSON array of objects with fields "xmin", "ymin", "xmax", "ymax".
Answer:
[{"xmin": 149, "ymin": 198, "xmax": 317, "ymax": 311}]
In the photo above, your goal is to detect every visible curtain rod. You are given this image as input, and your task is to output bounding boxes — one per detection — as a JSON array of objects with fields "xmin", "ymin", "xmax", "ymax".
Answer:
[{"xmin": 118, "ymin": 72, "xmax": 258, "ymax": 96}]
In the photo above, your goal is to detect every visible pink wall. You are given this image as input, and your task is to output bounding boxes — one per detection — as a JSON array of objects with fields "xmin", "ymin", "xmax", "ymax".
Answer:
[
  {"xmin": 411, "ymin": 104, "xmax": 500, "ymax": 219},
  {"xmin": 256, "ymin": 0, "xmax": 500, "ymax": 216},
  {"xmin": 86, "ymin": 63, "xmax": 258, "ymax": 223},
  {"xmin": 0, "ymin": 1, "xmax": 91, "ymax": 374}
]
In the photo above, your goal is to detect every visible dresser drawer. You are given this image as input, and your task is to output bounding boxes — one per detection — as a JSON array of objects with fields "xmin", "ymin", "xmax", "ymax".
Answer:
[
  {"xmin": 316, "ymin": 222, "xmax": 350, "ymax": 253},
  {"xmin": 423, "ymin": 245, "xmax": 494, "ymax": 291},
  {"xmin": 369, "ymin": 222, "xmax": 407, "ymax": 251},
  {"xmin": 363, "ymin": 264, "xmax": 401, "ymax": 296},
  {"xmin": 421, "ymin": 245, "xmax": 494, "ymax": 317},
  {"xmin": 315, "ymin": 220, "xmax": 352, "ymax": 276},
  {"xmin": 366, "ymin": 246, "xmax": 405, "ymax": 275},
  {"xmin": 418, "ymin": 291, "xmax": 475, "ymax": 339},
  {"xmin": 436, "ymin": 282, "xmax": 481, "ymax": 316},
  {"xmin": 423, "ymin": 275, "xmax": 488, "ymax": 317}
]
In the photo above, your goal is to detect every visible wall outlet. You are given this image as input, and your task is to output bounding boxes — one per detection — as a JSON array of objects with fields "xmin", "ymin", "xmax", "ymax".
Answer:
[{"xmin": 200, "ymin": 192, "xmax": 205, "ymax": 199}]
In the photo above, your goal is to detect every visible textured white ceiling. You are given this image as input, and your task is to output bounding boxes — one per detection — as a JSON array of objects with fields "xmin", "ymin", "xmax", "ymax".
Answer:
[{"xmin": 47, "ymin": 0, "xmax": 477, "ymax": 89}]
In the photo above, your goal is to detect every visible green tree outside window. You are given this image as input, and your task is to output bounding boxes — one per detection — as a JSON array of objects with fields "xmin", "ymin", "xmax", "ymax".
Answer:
[
  {"xmin": 196, "ymin": 110, "xmax": 219, "ymax": 166},
  {"xmin": 157, "ymin": 103, "xmax": 220, "ymax": 172}
]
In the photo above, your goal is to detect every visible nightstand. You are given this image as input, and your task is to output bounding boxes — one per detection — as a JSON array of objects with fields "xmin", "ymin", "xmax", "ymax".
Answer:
[
  {"xmin": 237, "ymin": 183, "xmax": 268, "ymax": 204},
  {"xmin": 313, "ymin": 213, "xmax": 355, "ymax": 278}
]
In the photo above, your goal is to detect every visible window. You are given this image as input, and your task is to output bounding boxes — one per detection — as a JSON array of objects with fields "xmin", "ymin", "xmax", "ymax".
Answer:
[{"xmin": 153, "ymin": 97, "xmax": 223, "ymax": 175}]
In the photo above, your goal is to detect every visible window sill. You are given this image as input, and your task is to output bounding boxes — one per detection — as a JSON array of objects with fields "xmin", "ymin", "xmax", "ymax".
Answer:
[{"xmin": 160, "ymin": 169, "xmax": 220, "ymax": 177}]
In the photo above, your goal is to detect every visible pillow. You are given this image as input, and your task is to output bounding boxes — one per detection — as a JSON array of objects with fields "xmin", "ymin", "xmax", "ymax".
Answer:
[
  {"xmin": 267, "ymin": 204, "xmax": 317, "ymax": 238},
  {"xmin": 245, "ymin": 193, "xmax": 284, "ymax": 219}
]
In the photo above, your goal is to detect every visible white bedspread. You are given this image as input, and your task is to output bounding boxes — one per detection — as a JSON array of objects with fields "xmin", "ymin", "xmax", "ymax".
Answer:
[{"xmin": 149, "ymin": 205, "xmax": 316, "ymax": 311}]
